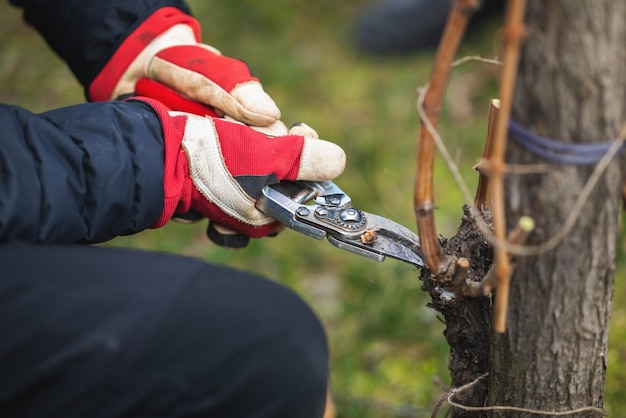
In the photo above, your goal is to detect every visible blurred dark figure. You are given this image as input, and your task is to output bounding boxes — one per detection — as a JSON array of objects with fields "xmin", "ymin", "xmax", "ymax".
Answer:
[{"xmin": 354, "ymin": 0, "xmax": 504, "ymax": 55}]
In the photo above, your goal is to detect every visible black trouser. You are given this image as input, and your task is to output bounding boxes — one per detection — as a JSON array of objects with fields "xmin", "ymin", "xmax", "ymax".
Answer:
[{"xmin": 0, "ymin": 241, "xmax": 329, "ymax": 418}]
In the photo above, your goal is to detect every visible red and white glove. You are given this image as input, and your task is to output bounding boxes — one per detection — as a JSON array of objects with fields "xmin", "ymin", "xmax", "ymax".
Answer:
[
  {"xmin": 142, "ymin": 99, "xmax": 346, "ymax": 239},
  {"xmin": 90, "ymin": 7, "xmax": 282, "ymax": 130}
]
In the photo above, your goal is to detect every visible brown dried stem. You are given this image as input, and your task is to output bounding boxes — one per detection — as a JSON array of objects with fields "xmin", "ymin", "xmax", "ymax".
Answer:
[
  {"xmin": 414, "ymin": 0, "xmax": 482, "ymax": 276},
  {"xmin": 473, "ymin": 99, "xmax": 500, "ymax": 210},
  {"xmin": 489, "ymin": 0, "xmax": 527, "ymax": 333}
]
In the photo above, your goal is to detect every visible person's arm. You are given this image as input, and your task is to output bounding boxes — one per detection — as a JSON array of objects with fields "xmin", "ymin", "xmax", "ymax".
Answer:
[
  {"xmin": 8, "ymin": 0, "xmax": 284, "ymax": 132},
  {"xmin": 0, "ymin": 100, "xmax": 165, "ymax": 243},
  {"xmin": 0, "ymin": 98, "xmax": 346, "ymax": 245},
  {"xmin": 8, "ymin": 0, "xmax": 193, "ymax": 97}
]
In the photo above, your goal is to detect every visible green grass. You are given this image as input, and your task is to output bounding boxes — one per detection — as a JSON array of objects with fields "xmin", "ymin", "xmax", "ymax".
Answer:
[{"xmin": 2, "ymin": 1, "xmax": 625, "ymax": 416}]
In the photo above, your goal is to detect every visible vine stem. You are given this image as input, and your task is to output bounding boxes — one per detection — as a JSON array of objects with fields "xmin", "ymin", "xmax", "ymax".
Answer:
[
  {"xmin": 414, "ymin": 0, "xmax": 482, "ymax": 276},
  {"xmin": 473, "ymin": 99, "xmax": 500, "ymax": 210},
  {"xmin": 490, "ymin": 0, "xmax": 527, "ymax": 333}
]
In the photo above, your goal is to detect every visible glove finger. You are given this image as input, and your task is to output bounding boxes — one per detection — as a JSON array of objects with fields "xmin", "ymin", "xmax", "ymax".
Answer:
[
  {"xmin": 289, "ymin": 122, "xmax": 319, "ymax": 139},
  {"xmin": 150, "ymin": 45, "xmax": 280, "ymax": 126},
  {"xmin": 212, "ymin": 118, "xmax": 345, "ymax": 183},
  {"xmin": 228, "ymin": 82, "xmax": 282, "ymax": 126},
  {"xmin": 136, "ymin": 78, "xmax": 220, "ymax": 117},
  {"xmin": 296, "ymin": 137, "xmax": 346, "ymax": 182}
]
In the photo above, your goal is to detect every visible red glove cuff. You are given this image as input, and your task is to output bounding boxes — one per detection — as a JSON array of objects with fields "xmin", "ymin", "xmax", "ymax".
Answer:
[
  {"xmin": 89, "ymin": 7, "xmax": 201, "ymax": 101},
  {"xmin": 131, "ymin": 97, "xmax": 192, "ymax": 228}
]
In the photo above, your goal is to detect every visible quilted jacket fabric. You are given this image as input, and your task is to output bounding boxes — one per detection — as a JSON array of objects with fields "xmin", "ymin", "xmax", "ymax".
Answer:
[{"xmin": 1, "ymin": 0, "xmax": 193, "ymax": 243}]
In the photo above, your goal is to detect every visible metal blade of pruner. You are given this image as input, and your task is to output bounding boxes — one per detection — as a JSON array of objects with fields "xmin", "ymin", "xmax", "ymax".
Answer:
[{"xmin": 256, "ymin": 180, "xmax": 424, "ymax": 268}]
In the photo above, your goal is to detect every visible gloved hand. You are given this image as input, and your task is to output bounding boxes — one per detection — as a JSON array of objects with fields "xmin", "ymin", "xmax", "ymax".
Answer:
[
  {"xmin": 143, "ymin": 99, "xmax": 346, "ymax": 240},
  {"xmin": 89, "ymin": 7, "xmax": 281, "ymax": 129}
]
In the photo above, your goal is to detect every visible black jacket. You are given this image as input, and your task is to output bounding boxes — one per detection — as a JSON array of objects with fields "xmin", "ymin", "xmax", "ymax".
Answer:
[
  {"xmin": 1, "ymin": 1, "xmax": 192, "ymax": 243},
  {"xmin": 9, "ymin": 0, "xmax": 192, "ymax": 91}
]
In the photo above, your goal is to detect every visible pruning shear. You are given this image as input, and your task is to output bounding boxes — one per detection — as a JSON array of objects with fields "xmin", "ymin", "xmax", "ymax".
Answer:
[
  {"xmin": 137, "ymin": 80, "xmax": 424, "ymax": 267},
  {"xmin": 256, "ymin": 181, "xmax": 424, "ymax": 268}
]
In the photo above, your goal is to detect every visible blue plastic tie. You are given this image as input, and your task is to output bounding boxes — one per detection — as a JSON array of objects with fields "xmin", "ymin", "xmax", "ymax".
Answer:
[{"xmin": 508, "ymin": 119, "xmax": 625, "ymax": 165}]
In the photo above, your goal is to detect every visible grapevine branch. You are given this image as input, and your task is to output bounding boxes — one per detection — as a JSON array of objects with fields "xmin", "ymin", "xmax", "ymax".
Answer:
[
  {"xmin": 488, "ymin": 0, "xmax": 527, "ymax": 332},
  {"xmin": 414, "ymin": 0, "xmax": 483, "ymax": 277}
]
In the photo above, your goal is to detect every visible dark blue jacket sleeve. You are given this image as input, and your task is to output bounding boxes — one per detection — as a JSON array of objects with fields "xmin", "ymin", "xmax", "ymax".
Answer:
[
  {"xmin": 8, "ymin": 0, "xmax": 193, "ymax": 93},
  {"xmin": 0, "ymin": 100, "xmax": 166, "ymax": 244}
]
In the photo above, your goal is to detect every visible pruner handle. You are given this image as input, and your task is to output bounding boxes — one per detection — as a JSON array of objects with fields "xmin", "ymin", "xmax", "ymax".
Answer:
[{"xmin": 256, "ymin": 183, "xmax": 328, "ymax": 240}]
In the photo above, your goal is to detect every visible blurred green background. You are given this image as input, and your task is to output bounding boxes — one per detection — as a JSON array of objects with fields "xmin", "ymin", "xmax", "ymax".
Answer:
[{"xmin": 1, "ymin": 1, "xmax": 625, "ymax": 416}]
